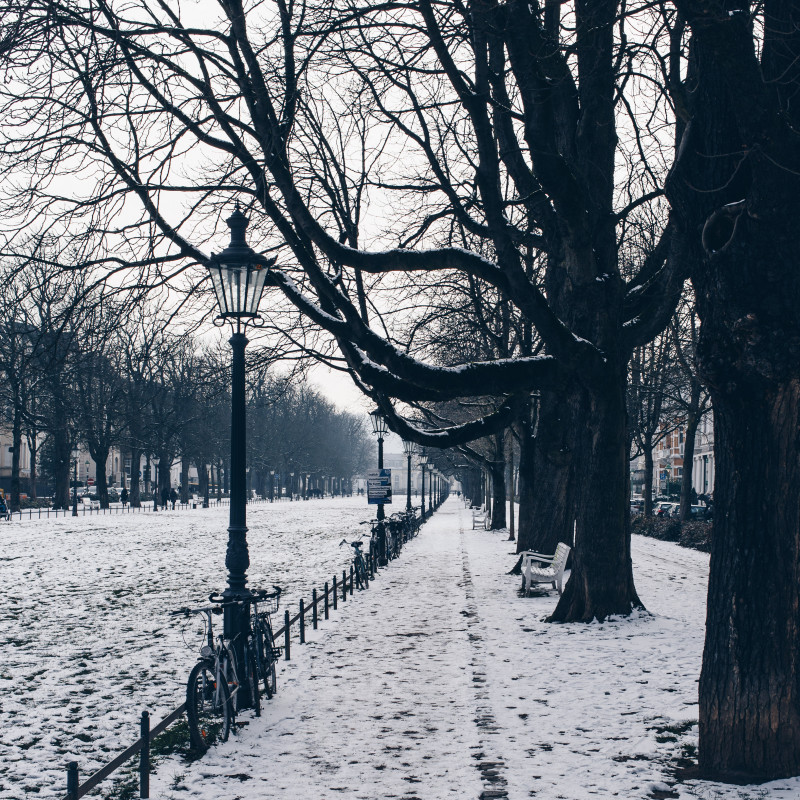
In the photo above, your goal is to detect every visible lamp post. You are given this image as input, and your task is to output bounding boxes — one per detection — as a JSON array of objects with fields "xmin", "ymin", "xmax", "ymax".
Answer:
[
  {"xmin": 418, "ymin": 449, "xmax": 428, "ymax": 519},
  {"xmin": 402, "ymin": 439, "xmax": 416, "ymax": 512},
  {"xmin": 206, "ymin": 203, "xmax": 272, "ymax": 710},
  {"xmin": 72, "ymin": 447, "xmax": 79, "ymax": 516},
  {"xmin": 369, "ymin": 408, "xmax": 390, "ymax": 565},
  {"xmin": 269, "ymin": 470, "xmax": 274, "ymax": 502}
]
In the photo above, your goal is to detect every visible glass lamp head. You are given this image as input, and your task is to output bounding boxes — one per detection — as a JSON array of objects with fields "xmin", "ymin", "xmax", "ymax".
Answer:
[{"xmin": 207, "ymin": 205, "xmax": 271, "ymax": 322}]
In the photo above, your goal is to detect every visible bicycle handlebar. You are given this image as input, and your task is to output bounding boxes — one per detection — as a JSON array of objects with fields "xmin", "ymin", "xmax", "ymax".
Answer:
[{"xmin": 208, "ymin": 587, "xmax": 282, "ymax": 605}]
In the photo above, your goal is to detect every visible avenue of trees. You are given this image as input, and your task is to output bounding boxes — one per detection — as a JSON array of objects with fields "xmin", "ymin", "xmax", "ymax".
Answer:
[
  {"xmin": 1, "ymin": 0, "xmax": 798, "ymax": 781},
  {"xmin": 0, "ymin": 269, "xmax": 371, "ymax": 510}
]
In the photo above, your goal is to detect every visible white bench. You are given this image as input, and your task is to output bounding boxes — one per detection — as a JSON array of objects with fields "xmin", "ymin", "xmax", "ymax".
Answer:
[
  {"xmin": 521, "ymin": 542, "xmax": 571, "ymax": 596},
  {"xmin": 472, "ymin": 508, "xmax": 489, "ymax": 529}
]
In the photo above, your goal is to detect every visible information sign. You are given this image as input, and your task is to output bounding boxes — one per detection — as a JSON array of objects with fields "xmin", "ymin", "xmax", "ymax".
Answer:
[{"xmin": 367, "ymin": 469, "xmax": 392, "ymax": 504}]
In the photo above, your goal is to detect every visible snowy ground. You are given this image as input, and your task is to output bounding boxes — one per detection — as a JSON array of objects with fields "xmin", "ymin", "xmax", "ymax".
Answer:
[
  {"xmin": 1, "ymin": 496, "xmax": 372, "ymax": 799},
  {"xmin": 5, "ymin": 497, "xmax": 800, "ymax": 800},
  {"xmin": 144, "ymin": 499, "xmax": 798, "ymax": 800}
]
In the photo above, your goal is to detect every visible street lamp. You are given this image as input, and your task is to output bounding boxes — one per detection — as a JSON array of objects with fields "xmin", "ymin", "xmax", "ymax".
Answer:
[
  {"xmin": 418, "ymin": 449, "xmax": 428, "ymax": 519},
  {"xmin": 269, "ymin": 469, "xmax": 275, "ymax": 502},
  {"xmin": 402, "ymin": 439, "xmax": 416, "ymax": 513},
  {"xmin": 369, "ymin": 407, "xmax": 390, "ymax": 565},
  {"xmin": 72, "ymin": 447, "xmax": 79, "ymax": 516},
  {"xmin": 206, "ymin": 203, "xmax": 273, "ymax": 709}
]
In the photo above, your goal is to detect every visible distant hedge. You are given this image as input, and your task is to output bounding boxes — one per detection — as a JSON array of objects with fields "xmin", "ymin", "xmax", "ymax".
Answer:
[{"xmin": 631, "ymin": 516, "xmax": 712, "ymax": 554}]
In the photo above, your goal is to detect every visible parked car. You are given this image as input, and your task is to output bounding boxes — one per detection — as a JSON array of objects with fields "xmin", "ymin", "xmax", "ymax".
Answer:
[{"xmin": 656, "ymin": 502, "xmax": 679, "ymax": 517}]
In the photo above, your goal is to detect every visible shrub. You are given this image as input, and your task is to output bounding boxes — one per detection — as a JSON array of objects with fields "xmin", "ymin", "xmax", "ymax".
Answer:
[{"xmin": 632, "ymin": 515, "xmax": 712, "ymax": 553}]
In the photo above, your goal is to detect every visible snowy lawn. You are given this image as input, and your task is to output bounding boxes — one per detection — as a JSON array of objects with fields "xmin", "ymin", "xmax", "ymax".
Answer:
[
  {"xmin": 0, "ymin": 497, "xmax": 373, "ymax": 799},
  {"xmin": 138, "ymin": 498, "xmax": 799, "ymax": 800}
]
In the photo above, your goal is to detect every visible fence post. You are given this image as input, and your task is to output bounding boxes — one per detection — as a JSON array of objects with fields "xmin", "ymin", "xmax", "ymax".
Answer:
[
  {"xmin": 139, "ymin": 710, "xmax": 150, "ymax": 799},
  {"xmin": 333, "ymin": 575, "xmax": 338, "ymax": 610},
  {"xmin": 324, "ymin": 582, "xmax": 330, "ymax": 619},
  {"xmin": 350, "ymin": 565, "xmax": 354, "ymax": 596},
  {"xmin": 67, "ymin": 762, "xmax": 79, "ymax": 800},
  {"xmin": 342, "ymin": 570, "xmax": 347, "ymax": 603},
  {"xmin": 284, "ymin": 609, "xmax": 291, "ymax": 661},
  {"xmin": 312, "ymin": 589, "xmax": 318, "ymax": 630},
  {"xmin": 299, "ymin": 599, "xmax": 306, "ymax": 644}
]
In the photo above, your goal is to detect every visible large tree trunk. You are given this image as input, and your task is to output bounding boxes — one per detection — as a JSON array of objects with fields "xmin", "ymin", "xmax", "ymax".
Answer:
[
  {"xmin": 130, "ymin": 449, "xmax": 142, "ymax": 507},
  {"xmin": 678, "ymin": 398, "xmax": 701, "ymax": 521},
  {"xmin": 549, "ymin": 378, "xmax": 642, "ymax": 622},
  {"xmin": 53, "ymin": 426, "xmax": 71, "ymax": 510},
  {"xmin": 489, "ymin": 434, "xmax": 506, "ymax": 529},
  {"xmin": 507, "ymin": 429, "xmax": 515, "ymax": 542},
  {"xmin": 180, "ymin": 456, "xmax": 190, "ymax": 504},
  {"xmin": 90, "ymin": 446, "xmax": 110, "ymax": 508},
  {"xmin": 10, "ymin": 403, "xmax": 22, "ymax": 511},
  {"xmin": 642, "ymin": 436, "xmax": 654, "ymax": 516},
  {"xmin": 665, "ymin": 2, "xmax": 800, "ymax": 776},
  {"xmin": 517, "ymin": 392, "xmax": 574, "ymax": 555},
  {"xmin": 27, "ymin": 429, "xmax": 38, "ymax": 500},
  {"xmin": 700, "ymin": 381, "xmax": 800, "ymax": 780}
]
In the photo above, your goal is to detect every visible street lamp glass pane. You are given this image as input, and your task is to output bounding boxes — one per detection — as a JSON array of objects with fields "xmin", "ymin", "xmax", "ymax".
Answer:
[
  {"xmin": 246, "ymin": 264, "xmax": 269, "ymax": 314},
  {"xmin": 209, "ymin": 264, "xmax": 228, "ymax": 315}
]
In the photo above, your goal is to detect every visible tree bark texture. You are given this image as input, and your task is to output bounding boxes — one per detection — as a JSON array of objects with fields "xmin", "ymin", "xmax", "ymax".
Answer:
[
  {"xmin": 516, "ymin": 391, "xmax": 574, "ymax": 556},
  {"xmin": 643, "ymin": 440, "xmax": 654, "ymax": 516},
  {"xmin": 678, "ymin": 400, "xmax": 701, "ymax": 520},
  {"xmin": 666, "ymin": 1, "xmax": 800, "ymax": 778},
  {"xmin": 549, "ymin": 379, "xmax": 641, "ymax": 622},
  {"xmin": 489, "ymin": 433, "xmax": 507, "ymax": 529},
  {"xmin": 130, "ymin": 448, "xmax": 142, "ymax": 507}
]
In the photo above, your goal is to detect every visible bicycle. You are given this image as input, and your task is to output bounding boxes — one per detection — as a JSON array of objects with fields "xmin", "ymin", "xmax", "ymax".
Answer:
[
  {"xmin": 246, "ymin": 587, "xmax": 282, "ymax": 700},
  {"xmin": 340, "ymin": 539, "xmax": 369, "ymax": 589},
  {"xmin": 171, "ymin": 595, "xmax": 265, "ymax": 752},
  {"xmin": 170, "ymin": 602, "xmax": 237, "ymax": 752}
]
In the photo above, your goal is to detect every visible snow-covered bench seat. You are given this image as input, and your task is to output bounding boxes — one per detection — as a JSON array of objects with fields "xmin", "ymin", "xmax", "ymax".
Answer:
[{"xmin": 521, "ymin": 542, "xmax": 571, "ymax": 596}]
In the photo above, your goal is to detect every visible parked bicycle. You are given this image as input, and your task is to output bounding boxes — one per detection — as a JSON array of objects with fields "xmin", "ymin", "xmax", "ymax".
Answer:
[
  {"xmin": 171, "ymin": 586, "xmax": 282, "ymax": 752},
  {"xmin": 246, "ymin": 587, "xmax": 282, "ymax": 700},
  {"xmin": 170, "ymin": 602, "xmax": 237, "ymax": 751},
  {"xmin": 340, "ymin": 539, "xmax": 369, "ymax": 589}
]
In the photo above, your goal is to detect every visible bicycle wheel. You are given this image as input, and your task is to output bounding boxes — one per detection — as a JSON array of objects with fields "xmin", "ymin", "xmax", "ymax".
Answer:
[
  {"xmin": 186, "ymin": 660, "xmax": 232, "ymax": 752},
  {"xmin": 247, "ymin": 643, "xmax": 261, "ymax": 717},
  {"xmin": 355, "ymin": 557, "xmax": 368, "ymax": 589},
  {"xmin": 260, "ymin": 624, "xmax": 278, "ymax": 699}
]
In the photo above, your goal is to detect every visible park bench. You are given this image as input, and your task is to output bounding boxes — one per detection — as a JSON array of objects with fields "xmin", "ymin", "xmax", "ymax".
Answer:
[
  {"xmin": 472, "ymin": 507, "xmax": 489, "ymax": 530},
  {"xmin": 521, "ymin": 542, "xmax": 571, "ymax": 596}
]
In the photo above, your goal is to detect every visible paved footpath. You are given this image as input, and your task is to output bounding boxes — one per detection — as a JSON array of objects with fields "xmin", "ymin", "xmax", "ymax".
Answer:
[{"xmin": 148, "ymin": 498, "xmax": 789, "ymax": 800}]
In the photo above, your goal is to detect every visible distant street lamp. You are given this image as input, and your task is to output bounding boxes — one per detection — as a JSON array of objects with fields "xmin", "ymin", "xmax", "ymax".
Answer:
[
  {"xmin": 369, "ymin": 408, "xmax": 390, "ymax": 565},
  {"xmin": 402, "ymin": 439, "xmax": 416, "ymax": 512},
  {"xmin": 418, "ymin": 449, "xmax": 428, "ymax": 519},
  {"xmin": 72, "ymin": 447, "xmax": 79, "ymax": 516},
  {"xmin": 269, "ymin": 469, "xmax": 275, "ymax": 502},
  {"xmin": 206, "ymin": 203, "xmax": 273, "ymax": 710}
]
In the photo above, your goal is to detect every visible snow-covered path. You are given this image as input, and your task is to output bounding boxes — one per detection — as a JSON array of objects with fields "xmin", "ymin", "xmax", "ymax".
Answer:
[{"xmin": 145, "ymin": 499, "xmax": 800, "ymax": 800}]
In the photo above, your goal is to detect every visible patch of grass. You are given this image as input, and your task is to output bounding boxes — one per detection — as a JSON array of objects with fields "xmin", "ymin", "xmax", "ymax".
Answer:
[{"xmin": 100, "ymin": 718, "xmax": 193, "ymax": 800}]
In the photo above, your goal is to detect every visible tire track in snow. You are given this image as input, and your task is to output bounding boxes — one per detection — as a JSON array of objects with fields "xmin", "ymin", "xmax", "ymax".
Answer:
[{"xmin": 459, "ymin": 522, "xmax": 509, "ymax": 799}]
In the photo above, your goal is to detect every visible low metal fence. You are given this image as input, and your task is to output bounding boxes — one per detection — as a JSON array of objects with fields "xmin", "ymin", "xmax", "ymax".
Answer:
[{"xmin": 4, "ymin": 493, "xmax": 355, "ymax": 522}]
